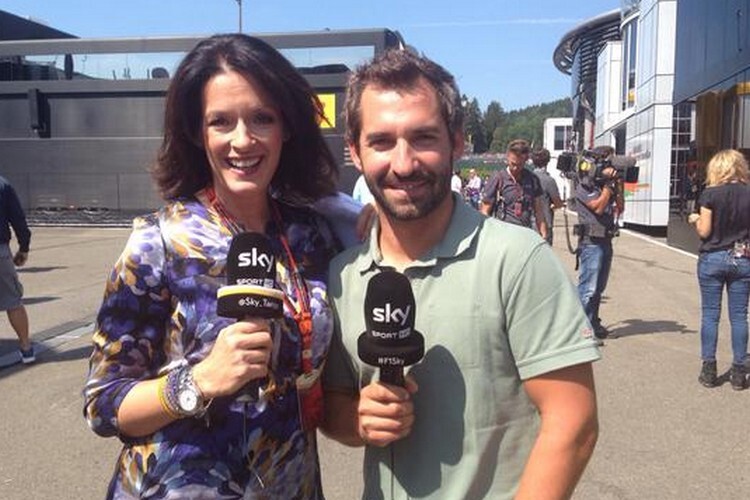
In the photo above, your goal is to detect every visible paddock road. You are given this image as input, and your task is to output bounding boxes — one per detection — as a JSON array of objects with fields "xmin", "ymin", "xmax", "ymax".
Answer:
[{"xmin": 0, "ymin": 215, "xmax": 747, "ymax": 499}]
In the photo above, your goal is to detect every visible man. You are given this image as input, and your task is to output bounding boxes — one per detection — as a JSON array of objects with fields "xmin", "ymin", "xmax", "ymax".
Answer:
[
  {"xmin": 322, "ymin": 49, "xmax": 599, "ymax": 500},
  {"xmin": 574, "ymin": 146, "xmax": 623, "ymax": 340},
  {"xmin": 480, "ymin": 139, "xmax": 548, "ymax": 241},
  {"xmin": 532, "ymin": 148, "xmax": 564, "ymax": 245},
  {"xmin": 0, "ymin": 175, "xmax": 33, "ymax": 364},
  {"xmin": 450, "ymin": 169, "xmax": 463, "ymax": 194},
  {"xmin": 465, "ymin": 168, "xmax": 482, "ymax": 209}
]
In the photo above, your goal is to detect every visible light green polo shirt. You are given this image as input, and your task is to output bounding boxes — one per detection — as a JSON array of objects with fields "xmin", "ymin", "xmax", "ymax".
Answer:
[{"xmin": 324, "ymin": 195, "xmax": 600, "ymax": 500}]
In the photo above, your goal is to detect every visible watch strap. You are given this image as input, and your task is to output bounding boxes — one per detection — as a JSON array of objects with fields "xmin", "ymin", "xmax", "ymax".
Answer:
[
  {"xmin": 157, "ymin": 371, "xmax": 181, "ymax": 419},
  {"xmin": 159, "ymin": 365, "xmax": 211, "ymax": 419}
]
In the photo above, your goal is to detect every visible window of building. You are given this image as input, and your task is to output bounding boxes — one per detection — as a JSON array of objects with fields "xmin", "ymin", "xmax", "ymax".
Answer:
[
  {"xmin": 621, "ymin": 19, "xmax": 638, "ymax": 110},
  {"xmin": 669, "ymin": 102, "xmax": 694, "ymax": 215},
  {"xmin": 553, "ymin": 125, "xmax": 572, "ymax": 151},
  {"xmin": 0, "ymin": 45, "xmax": 375, "ymax": 82}
]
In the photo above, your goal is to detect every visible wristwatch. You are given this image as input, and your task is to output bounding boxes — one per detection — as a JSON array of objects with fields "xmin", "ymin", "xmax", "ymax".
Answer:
[{"xmin": 174, "ymin": 365, "xmax": 207, "ymax": 418}]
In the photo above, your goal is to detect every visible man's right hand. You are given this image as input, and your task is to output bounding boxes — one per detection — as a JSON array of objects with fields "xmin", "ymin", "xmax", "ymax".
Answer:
[{"xmin": 357, "ymin": 376, "xmax": 418, "ymax": 447}]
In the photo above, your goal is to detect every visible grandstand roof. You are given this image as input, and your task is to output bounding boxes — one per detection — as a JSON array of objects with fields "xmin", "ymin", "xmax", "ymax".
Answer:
[{"xmin": 553, "ymin": 9, "xmax": 621, "ymax": 77}]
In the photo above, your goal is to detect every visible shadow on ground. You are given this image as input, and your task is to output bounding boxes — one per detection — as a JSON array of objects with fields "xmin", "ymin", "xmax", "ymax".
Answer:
[
  {"xmin": 609, "ymin": 318, "xmax": 695, "ymax": 338},
  {"xmin": 0, "ymin": 342, "xmax": 93, "ymax": 377},
  {"xmin": 22, "ymin": 296, "xmax": 60, "ymax": 305},
  {"xmin": 49, "ymin": 345, "xmax": 93, "ymax": 363},
  {"xmin": 616, "ymin": 252, "xmax": 695, "ymax": 276},
  {"xmin": 17, "ymin": 266, "xmax": 67, "ymax": 274}
]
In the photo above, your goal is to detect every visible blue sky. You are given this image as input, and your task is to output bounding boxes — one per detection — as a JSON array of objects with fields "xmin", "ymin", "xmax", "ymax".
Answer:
[{"xmin": 3, "ymin": 0, "xmax": 620, "ymax": 111}]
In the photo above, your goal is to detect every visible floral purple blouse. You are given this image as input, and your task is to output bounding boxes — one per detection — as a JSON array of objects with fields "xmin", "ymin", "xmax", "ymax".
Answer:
[{"xmin": 83, "ymin": 196, "xmax": 341, "ymax": 499}]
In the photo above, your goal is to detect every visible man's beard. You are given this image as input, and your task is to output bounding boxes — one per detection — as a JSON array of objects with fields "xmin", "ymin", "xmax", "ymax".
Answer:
[{"xmin": 366, "ymin": 168, "xmax": 452, "ymax": 221}]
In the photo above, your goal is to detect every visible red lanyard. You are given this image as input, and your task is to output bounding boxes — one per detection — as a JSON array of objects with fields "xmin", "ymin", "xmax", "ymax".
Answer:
[
  {"xmin": 202, "ymin": 187, "xmax": 314, "ymax": 374},
  {"xmin": 270, "ymin": 203, "xmax": 314, "ymax": 375}
]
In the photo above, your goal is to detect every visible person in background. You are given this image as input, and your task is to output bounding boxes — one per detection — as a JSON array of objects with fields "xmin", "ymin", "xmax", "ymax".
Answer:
[
  {"xmin": 465, "ymin": 167, "xmax": 483, "ymax": 209},
  {"xmin": 573, "ymin": 145, "xmax": 623, "ymax": 341},
  {"xmin": 480, "ymin": 139, "xmax": 548, "ymax": 241},
  {"xmin": 688, "ymin": 149, "xmax": 750, "ymax": 390},
  {"xmin": 532, "ymin": 148, "xmax": 564, "ymax": 245},
  {"xmin": 352, "ymin": 172, "xmax": 374, "ymax": 205},
  {"xmin": 451, "ymin": 168, "xmax": 463, "ymax": 194},
  {"xmin": 321, "ymin": 48, "xmax": 599, "ymax": 500},
  {"xmin": 83, "ymin": 34, "xmax": 344, "ymax": 498},
  {"xmin": 0, "ymin": 175, "xmax": 33, "ymax": 364}
]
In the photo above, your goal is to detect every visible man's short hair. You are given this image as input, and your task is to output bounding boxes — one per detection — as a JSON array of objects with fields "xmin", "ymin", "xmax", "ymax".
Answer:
[
  {"xmin": 507, "ymin": 139, "xmax": 530, "ymax": 154},
  {"xmin": 591, "ymin": 145, "xmax": 615, "ymax": 158},
  {"xmin": 345, "ymin": 48, "xmax": 464, "ymax": 149},
  {"xmin": 532, "ymin": 148, "xmax": 550, "ymax": 166}
]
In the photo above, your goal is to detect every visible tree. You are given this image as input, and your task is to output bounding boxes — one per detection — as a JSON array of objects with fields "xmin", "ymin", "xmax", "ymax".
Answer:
[
  {"xmin": 488, "ymin": 98, "xmax": 571, "ymax": 152},
  {"xmin": 463, "ymin": 96, "xmax": 487, "ymax": 153},
  {"xmin": 483, "ymin": 101, "xmax": 504, "ymax": 149}
]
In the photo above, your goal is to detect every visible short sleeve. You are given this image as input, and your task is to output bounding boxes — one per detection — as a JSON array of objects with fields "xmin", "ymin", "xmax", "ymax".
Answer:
[
  {"xmin": 481, "ymin": 172, "xmax": 500, "ymax": 204},
  {"xmin": 322, "ymin": 295, "xmax": 359, "ymax": 393},
  {"xmin": 576, "ymin": 182, "xmax": 598, "ymax": 204},
  {"xmin": 505, "ymin": 242, "xmax": 600, "ymax": 379},
  {"xmin": 547, "ymin": 177, "xmax": 561, "ymax": 200},
  {"xmin": 83, "ymin": 214, "xmax": 171, "ymax": 438},
  {"xmin": 698, "ymin": 187, "xmax": 714, "ymax": 210},
  {"xmin": 531, "ymin": 174, "xmax": 544, "ymax": 198}
]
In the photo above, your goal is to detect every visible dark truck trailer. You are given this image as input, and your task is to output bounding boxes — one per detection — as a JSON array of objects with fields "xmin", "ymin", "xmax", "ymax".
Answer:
[{"xmin": 0, "ymin": 29, "xmax": 404, "ymax": 224}]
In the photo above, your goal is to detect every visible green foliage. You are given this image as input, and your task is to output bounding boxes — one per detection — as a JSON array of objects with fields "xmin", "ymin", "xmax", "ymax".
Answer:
[
  {"xmin": 463, "ymin": 97, "xmax": 572, "ymax": 154},
  {"xmin": 454, "ymin": 160, "xmax": 500, "ymax": 180},
  {"xmin": 484, "ymin": 101, "xmax": 504, "ymax": 150},
  {"xmin": 463, "ymin": 95, "xmax": 488, "ymax": 154}
]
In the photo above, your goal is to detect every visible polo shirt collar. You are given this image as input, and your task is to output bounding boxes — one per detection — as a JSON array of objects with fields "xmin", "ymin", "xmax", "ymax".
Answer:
[{"xmin": 356, "ymin": 193, "xmax": 483, "ymax": 273}]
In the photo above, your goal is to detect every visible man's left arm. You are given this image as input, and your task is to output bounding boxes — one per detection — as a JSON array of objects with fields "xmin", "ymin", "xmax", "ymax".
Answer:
[
  {"xmin": 533, "ymin": 196, "xmax": 548, "ymax": 241},
  {"xmin": 515, "ymin": 363, "xmax": 599, "ymax": 500},
  {"xmin": 531, "ymin": 175, "xmax": 548, "ymax": 240},
  {"xmin": 549, "ymin": 181, "xmax": 564, "ymax": 209},
  {"xmin": 5, "ymin": 183, "xmax": 31, "ymax": 263}
]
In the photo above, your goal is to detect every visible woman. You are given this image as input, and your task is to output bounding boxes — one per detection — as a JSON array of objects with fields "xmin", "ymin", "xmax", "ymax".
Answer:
[
  {"xmin": 84, "ymin": 34, "xmax": 343, "ymax": 498},
  {"xmin": 688, "ymin": 149, "xmax": 750, "ymax": 391}
]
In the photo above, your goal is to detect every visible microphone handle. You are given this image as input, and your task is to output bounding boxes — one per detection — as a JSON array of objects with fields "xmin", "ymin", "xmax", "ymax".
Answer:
[
  {"xmin": 235, "ymin": 314, "xmax": 273, "ymax": 403},
  {"xmin": 380, "ymin": 366, "xmax": 405, "ymax": 387},
  {"xmin": 236, "ymin": 380, "xmax": 263, "ymax": 403}
]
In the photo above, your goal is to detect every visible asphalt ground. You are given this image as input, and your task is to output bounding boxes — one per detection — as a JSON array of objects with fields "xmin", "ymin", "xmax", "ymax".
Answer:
[{"xmin": 0, "ymin": 212, "xmax": 747, "ymax": 500}]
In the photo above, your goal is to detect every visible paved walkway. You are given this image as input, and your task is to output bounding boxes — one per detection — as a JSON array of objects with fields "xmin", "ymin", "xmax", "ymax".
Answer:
[{"xmin": 0, "ymin": 215, "xmax": 747, "ymax": 499}]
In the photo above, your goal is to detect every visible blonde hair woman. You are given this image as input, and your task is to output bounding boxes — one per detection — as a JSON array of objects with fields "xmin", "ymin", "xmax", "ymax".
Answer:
[{"xmin": 688, "ymin": 149, "xmax": 750, "ymax": 390}]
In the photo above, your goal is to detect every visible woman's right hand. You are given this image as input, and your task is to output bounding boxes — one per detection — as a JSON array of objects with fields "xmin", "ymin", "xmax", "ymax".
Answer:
[{"xmin": 191, "ymin": 319, "xmax": 273, "ymax": 398}]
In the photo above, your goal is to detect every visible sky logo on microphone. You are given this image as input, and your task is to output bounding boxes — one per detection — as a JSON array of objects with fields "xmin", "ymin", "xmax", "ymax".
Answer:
[
  {"xmin": 237, "ymin": 249, "xmax": 274, "ymax": 273},
  {"xmin": 371, "ymin": 304, "xmax": 411, "ymax": 326}
]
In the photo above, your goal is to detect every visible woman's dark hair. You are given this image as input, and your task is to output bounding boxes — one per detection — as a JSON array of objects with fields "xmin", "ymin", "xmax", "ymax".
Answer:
[
  {"xmin": 152, "ymin": 33, "xmax": 338, "ymax": 202},
  {"xmin": 345, "ymin": 48, "xmax": 464, "ymax": 150}
]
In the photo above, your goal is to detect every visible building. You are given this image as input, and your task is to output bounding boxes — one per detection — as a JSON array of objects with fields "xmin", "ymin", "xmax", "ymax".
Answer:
[
  {"xmin": 554, "ymin": 0, "xmax": 677, "ymax": 232},
  {"xmin": 0, "ymin": 9, "xmax": 404, "ymax": 222},
  {"xmin": 542, "ymin": 117, "xmax": 573, "ymax": 199},
  {"xmin": 667, "ymin": 0, "xmax": 750, "ymax": 253},
  {"xmin": 0, "ymin": 10, "xmax": 75, "ymax": 41}
]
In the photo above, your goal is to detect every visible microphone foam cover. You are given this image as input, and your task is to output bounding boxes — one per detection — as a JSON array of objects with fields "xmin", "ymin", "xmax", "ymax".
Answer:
[
  {"xmin": 217, "ymin": 232, "xmax": 284, "ymax": 319},
  {"xmin": 610, "ymin": 155, "xmax": 637, "ymax": 169},
  {"xmin": 358, "ymin": 270, "xmax": 424, "ymax": 367}
]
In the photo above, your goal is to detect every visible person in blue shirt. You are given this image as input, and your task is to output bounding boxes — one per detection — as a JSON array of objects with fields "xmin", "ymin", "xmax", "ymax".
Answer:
[
  {"xmin": 0, "ymin": 175, "xmax": 33, "ymax": 364},
  {"xmin": 352, "ymin": 173, "xmax": 374, "ymax": 205}
]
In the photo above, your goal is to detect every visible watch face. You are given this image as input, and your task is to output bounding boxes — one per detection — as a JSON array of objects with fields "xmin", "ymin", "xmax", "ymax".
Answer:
[{"xmin": 178, "ymin": 389, "xmax": 199, "ymax": 413}]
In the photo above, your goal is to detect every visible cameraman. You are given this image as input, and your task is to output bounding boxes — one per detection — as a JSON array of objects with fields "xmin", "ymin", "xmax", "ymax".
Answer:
[{"xmin": 575, "ymin": 146, "xmax": 624, "ymax": 340}]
